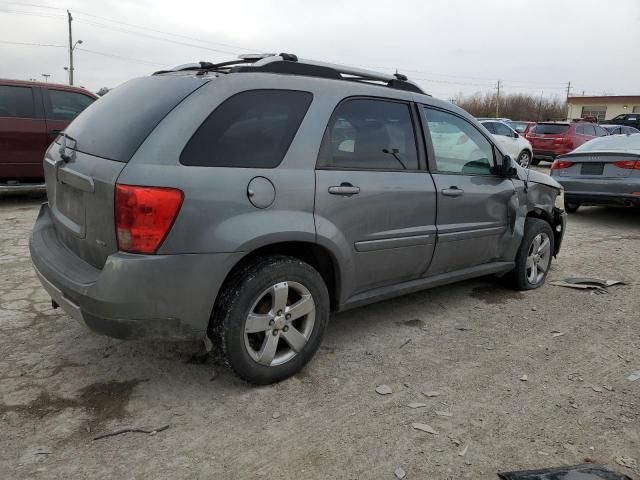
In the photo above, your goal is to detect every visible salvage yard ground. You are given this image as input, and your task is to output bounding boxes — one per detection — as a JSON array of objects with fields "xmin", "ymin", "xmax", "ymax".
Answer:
[{"xmin": 1, "ymin": 172, "xmax": 639, "ymax": 479}]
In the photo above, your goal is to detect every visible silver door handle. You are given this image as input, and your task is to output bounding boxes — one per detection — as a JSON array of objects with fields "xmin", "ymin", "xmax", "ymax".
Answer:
[
  {"xmin": 328, "ymin": 184, "xmax": 360, "ymax": 196},
  {"xmin": 441, "ymin": 187, "xmax": 464, "ymax": 197}
]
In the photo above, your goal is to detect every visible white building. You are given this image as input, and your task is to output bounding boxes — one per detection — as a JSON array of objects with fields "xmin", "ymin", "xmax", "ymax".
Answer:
[{"xmin": 567, "ymin": 95, "xmax": 640, "ymax": 122}]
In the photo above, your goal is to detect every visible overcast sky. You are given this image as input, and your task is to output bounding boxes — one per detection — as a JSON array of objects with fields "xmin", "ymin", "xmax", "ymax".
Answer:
[{"xmin": 1, "ymin": 0, "xmax": 639, "ymax": 99}]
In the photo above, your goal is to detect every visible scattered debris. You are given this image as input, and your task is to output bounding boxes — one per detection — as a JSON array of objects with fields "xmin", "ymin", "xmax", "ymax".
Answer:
[
  {"xmin": 375, "ymin": 384, "xmax": 393, "ymax": 395},
  {"xmin": 568, "ymin": 372, "xmax": 584, "ymax": 382},
  {"xmin": 499, "ymin": 464, "xmax": 632, "ymax": 480},
  {"xmin": 272, "ymin": 412, "xmax": 281, "ymax": 419},
  {"xmin": 458, "ymin": 444, "xmax": 469, "ymax": 457},
  {"xmin": 407, "ymin": 402, "xmax": 427, "ymax": 409},
  {"xmin": 435, "ymin": 410, "xmax": 453, "ymax": 417},
  {"xmin": 394, "ymin": 466, "xmax": 406, "ymax": 479},
  {"xmin": 422, "ymin": 391, "xmax": 441, "ymax": 398},
  {"xmin": 551, "ymin": 277, "xmax": 626, "ymax": 294},
  {"xmin": 550, "ymin": 331, "xmax": 565, "ymax": 338},
  {"xmin": 603, "ymin": 385, "xmax": 614, "ymax": 392},
  {"xmin": 399, "ymin": 338, "xmax": 412, "ymax": 349},
  {"xmin": 93, "ymin": 424, "xmax": 170, "ymax": 441},
  {"xmin": 626, "ymin": 371, "xmax": 640, "ymax": 382},
  {"xmin": 591, "ymin": 386, "xmax": 604, "ymax": 393},
  {"xmin": 456, "ymin": 326, "xmax": 473, "ymax": 331},
  {"xmin": 531, "ymin": 306, "xmax": 537, "ymax": 311},
  {"xmin": 537, "ymin": 451, "xmax": 550, "ymax": 456},
  {"xmin": 34, "ymin": 447, "xmax": 51, "ymax": 455},
  {"xmin": 520, "ymin": 374, "xmax": 528, "ymax": 382},
  {"xmin": 450, "ymin": 438, "xmax": 462, "ymax": 446},
  {"xmin": 412, "ymin": 423, "xmax": 438, "ymax": 435},
  {"xmin": 615, "ymin": 456, "xmax": 637, "ymax": 470}
]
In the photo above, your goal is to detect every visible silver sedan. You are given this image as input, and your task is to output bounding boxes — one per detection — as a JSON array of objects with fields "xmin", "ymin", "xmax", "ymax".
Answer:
[{"xmin": 550, "ymin": 133, "xmax": 640, "ymax": 212}]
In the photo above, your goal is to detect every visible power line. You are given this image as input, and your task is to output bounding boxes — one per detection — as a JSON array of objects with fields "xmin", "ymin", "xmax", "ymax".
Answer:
[{"xmin": 0, "ymin": 39, "xmax": 64, "ymax": 47}]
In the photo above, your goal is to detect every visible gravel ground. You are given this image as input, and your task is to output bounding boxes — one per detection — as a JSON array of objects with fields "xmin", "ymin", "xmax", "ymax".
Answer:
[{"xmin": 0, "ymin": 183, "xmax": 639, "ymax": 479}]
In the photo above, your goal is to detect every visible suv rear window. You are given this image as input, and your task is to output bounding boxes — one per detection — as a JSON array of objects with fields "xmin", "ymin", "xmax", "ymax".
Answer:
[
  {"xmin": 0, "ymin": 85, "xmax": 35, "ymax": 118},
  {"xmin": 63, "ymin": 76, "xmax": 205, "ymax": 162},
  {"xmin": 180, "ymin": 90, "xmax": 313, "ymax": 168},
  {"xmin": 532, "ymin": 124, "xmax": 570, "ymax": 135}
]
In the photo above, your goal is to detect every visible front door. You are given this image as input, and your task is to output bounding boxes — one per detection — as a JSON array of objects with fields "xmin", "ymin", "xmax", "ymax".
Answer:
[
  {"xmin": 314, "ymin": 98, "xmax": 437, "ymax": 300},
  {"xmin": 420, "ymin": 107, "xmax": 516, "ymax": 275}
]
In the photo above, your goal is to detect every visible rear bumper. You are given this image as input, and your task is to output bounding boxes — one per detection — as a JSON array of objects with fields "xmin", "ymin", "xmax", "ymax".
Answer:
[
  {"xmin": 532, "ymin": 150, "xmax": 560, "ymax": 161},
  {"xmin": 565, "ymin": 192, "xmax": 640, "ymax": 207},
  {"xmin": 30, "ymin": 203, "xmax": 242, "ymax": 340},
  {"xmin": 0, "ymin": 182, "xmax": 46, "ymax": 193}
]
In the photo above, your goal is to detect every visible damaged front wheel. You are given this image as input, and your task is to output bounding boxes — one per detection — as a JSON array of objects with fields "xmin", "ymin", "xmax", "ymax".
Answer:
[{"xmin": 505, "ymin": 218, "xmax": 555, "ymax": 290}]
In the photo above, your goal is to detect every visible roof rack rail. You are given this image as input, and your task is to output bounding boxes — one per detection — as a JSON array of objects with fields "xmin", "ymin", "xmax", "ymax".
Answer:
[{"xmin": 154, "ymin": 53, "xmax": 428, "ymax": 95}]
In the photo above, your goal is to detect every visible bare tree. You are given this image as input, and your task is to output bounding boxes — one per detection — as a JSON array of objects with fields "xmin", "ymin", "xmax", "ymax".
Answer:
[{"xmin": 455, "ymin": 91, "xmax": 566, "ymax": 121}]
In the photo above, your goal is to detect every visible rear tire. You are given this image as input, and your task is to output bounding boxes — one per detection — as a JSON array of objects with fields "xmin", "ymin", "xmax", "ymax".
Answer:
[
  {"xmin": 564, "ymin": 200, "xmax": 580, "ymax": 213},
  {"xmin": 211, "ymin": 255, "xmax": 329, "ymax": 385},
  {"xmin": 517, "ymin": 150, "xmax": 532, "ymax": 168},
  {"xmin": 504, "ymin": 218, "xmax": 555, "ymax": 291}
]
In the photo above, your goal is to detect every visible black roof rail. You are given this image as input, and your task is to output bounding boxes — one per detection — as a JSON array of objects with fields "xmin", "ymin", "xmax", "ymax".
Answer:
[{"xmin": 154, "ymin": 53, "xmax": 428, "ymax": 95}]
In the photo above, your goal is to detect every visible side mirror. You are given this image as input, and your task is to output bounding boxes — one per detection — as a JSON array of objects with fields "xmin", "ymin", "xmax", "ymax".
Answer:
[
  {"xmin": 499, "ymin": 155, "xmax": 519, "ymax": 177},
  {"xmin": 513, "ymin": 131, "xmax": 520, "ymax": 138}
]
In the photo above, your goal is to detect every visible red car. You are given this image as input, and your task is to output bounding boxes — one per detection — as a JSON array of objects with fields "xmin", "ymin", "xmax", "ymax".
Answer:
[
  {"xmin": 0, "ymin": 79, "xmax": 97, "ymax": 191},
  {"xmin": 528, "ymin": 120, "xmax": 609, "ymax": 165}
]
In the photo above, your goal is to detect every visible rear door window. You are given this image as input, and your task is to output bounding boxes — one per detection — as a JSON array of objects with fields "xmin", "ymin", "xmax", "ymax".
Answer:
[
  {"xmin": 493, "ymin": 122, "xmax": 513, "ymax": 137},
  {"xmin": 581, "ymin": 124, "xmax": 596, "ymax": 136},
  {"xmin": 594, "ymin": 125, "xmax": 609, "ymax": 136},
  {"xmin": 0, "ymin": 85, "xmax": 35, "ymax": 118},
  {"xmin": 482, "ymin": 122, "xmax": 497, "ymax": 134},
  {"xmin": 46, "ymin": 89, "xmax": 94, "ymax": 121},
  {"xmin": 317, "ymin": 98, "xmax": 419, "ymax": 170},
  {"xmin": 181, "ymin": 89, "xmax": 312, "ymax": 168}
]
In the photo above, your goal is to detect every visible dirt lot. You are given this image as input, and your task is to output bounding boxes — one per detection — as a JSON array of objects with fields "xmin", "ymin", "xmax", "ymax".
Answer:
[{"xmin": 1, "ymin": 183, "xmax": 639, "ymax": 479}]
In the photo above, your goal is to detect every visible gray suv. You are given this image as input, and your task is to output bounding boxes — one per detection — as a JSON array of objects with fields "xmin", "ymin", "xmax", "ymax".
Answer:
[{"xmin": 30, "ymin": 54, "xmax": 566, "ymax": 384}]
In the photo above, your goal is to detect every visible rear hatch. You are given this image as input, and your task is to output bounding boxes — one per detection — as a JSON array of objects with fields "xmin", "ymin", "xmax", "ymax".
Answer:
[
  {"xmin": 44, "ymin": 75, "xmax": 206, "ymax": 268},
  {"xmin": 528, "ymin": 123, "xmax": 571, "ymax": 152}
]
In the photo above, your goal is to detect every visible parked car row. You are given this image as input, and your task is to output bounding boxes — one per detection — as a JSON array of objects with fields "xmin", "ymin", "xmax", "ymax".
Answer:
[{"xmin": 0, "ymin": 79, "xmax": 97, "ymax": 191}]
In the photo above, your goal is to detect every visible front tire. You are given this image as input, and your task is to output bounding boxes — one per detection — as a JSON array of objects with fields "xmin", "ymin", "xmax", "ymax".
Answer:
[
  {"xmin": 505, "ymin": 218, "xmax": 555, "ymax": 291},
  {"xmin": 211, "ymin": 255, "xmax": 329, "ymax": 384}
]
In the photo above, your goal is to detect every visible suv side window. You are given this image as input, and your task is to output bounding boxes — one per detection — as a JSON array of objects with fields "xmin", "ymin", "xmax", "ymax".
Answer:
[
  {"xmin": 318, "ymin": 98, "xmax": 418, "ymax": 170},
  {"xmin": 594, "ymin": 125, "xmax": 608, "ymax": 136},
  {"xmin": 47, "ymin": 89, "xmax": 94, "ymax": 121},
  {"xmin": 0, "ymin": 85, "xmax": 35, "ymax": 118},
  {"xmin": 482, "ymin": 122, "xmax": 497, "ymax": 134},
  {"xmin": 181, "ymin": 90, "xmax": 313, "ymax": 168},
  {"xmin": 422, "ymin": 107, "xmax": 494, "ymax": 175},
  {"xmin": 582, "ymin": 124, "xmax": 596, "ymax": 136},
  {"xmin": 493, "ymin": 122, "xmax": 514, "ymax": 137}
]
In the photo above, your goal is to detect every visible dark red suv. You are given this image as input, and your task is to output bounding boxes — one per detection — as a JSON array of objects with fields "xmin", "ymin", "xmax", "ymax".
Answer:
[
  {"xmin": 0, "ymin": 79, "xmax": 97, "ymax": 191},
  {"xmin": 528, "ymin": 121, "xmax": 609, "ymax": 165}
]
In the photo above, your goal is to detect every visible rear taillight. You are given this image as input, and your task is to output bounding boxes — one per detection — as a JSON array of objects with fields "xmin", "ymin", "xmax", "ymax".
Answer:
[
  {"xmin": 550, "ymin": 160, "xmax": 574, "ymax": 170},
  {"xmin": 553, "ymin": 137, "xmax": 572, "ymax": 145},
  {"xmin": 613, "ymin": 160, "xmax": 640, "ymax": 170},
  {"xmin": 115, "ymin": 184, "xmax": 184, "ymax": 254}
]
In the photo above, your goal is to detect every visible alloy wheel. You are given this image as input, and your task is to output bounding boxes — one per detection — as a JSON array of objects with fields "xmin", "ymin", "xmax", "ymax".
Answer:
[
  {"xmin": 518, "ymin": 151, "xmax": 531, "ymax": 168},
  {"xmin": 526, "ymin": 232, "xmax": 551, "ymax": 285},
  {"xmin": 244, "ymin": 281, "xmax": 316, "ymax": 367}
]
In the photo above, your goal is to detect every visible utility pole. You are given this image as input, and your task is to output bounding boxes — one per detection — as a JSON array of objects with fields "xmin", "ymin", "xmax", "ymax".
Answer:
[
  {"xmin": 41, "ymin": 74, "xmax": 50, "ymax": 83},
  {"xmin": 565, "ymin": 81, "xmax": 572, "ymax": 119},
  {"xmin": 495, "ymin": 80, "xmax": 501, "ymax": 118},
  {"xmin": 67, "ymin": 10, "xmax": 74, "ymax": 85}
]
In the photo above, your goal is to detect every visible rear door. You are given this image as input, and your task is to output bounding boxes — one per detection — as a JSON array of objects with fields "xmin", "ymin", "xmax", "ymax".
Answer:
[
  {"xmin": 314, "ymin": 97, "xmax": 437, "ymax": 298},
  {"xmin": 421, "ymin": 107, "xmax": 516, "ymax": 275},
  {"xmin": 493, "ymin": 121, "xmax": 520, "ymax": 157},
  {"xmin": 0, "ymin": 84, "xmax": 48, "ymax": 180},
  {"xmin": 44, "ymin": 76, "xmax": 206, "ymax": 268},
  {"xmin": 43, "ymin": 88, "xmax": 95, "ymax": 143}
]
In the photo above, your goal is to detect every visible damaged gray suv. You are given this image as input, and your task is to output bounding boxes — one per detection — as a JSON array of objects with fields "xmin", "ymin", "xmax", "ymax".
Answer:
[{"xmin": 30, "ymin": 54, "xmax": 566, "ymax": 384}]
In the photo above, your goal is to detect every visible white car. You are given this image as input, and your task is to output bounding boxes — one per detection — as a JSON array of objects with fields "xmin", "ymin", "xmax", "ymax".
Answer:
[{"xmin": 480, "ymin": 120, "xmax": 533, "ymax": 167}]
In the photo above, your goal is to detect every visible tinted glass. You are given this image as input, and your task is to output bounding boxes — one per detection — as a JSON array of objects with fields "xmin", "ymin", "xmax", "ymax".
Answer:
[
  {"xmin": 64, "ymin": 76, "xmax": 204, "ymax": 162},
  {"xmin": 494, "ymin": 122, "xmax": 513, "ymax": 137},
  {"xmin": 47, "ymin": 89, "xmax": 94, "ymax": 121},
  {"xmin": 423, "ymin": 108, "xmax": 494, "ymax": 175},
  {"xmin": 573, "ymin": 134, "xmax": 640, "ymax": 153},
  {"xmin": 532, "ymin": 124, "xmax": 570, "ymax": 134},
  {"xmin": 319, "ymin": 99, "xmax": 418, "ymax": 170},
  {"xmin": 482, "ymin": 122, "xmax": 497, "ymax": 134},
  {"xmin": 581, "ymin": 124, "xmax": 596, "ymax": 136},
  {"xmin": 594, "ymin": 125, "xmax": 609, "ymax": 136},
  {"xmin": 0, "ymin": 85, "xmax": 35, "ymax": 118},
  {"xmin": 181, "ymin": 90, "xmax": 312, "ymax": 168}
]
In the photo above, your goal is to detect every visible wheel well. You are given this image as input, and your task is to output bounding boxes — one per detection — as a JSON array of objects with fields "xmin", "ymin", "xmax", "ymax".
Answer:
[
  {"xmin": 526, "ymin": 208, "xmax": 552, "ymax": 225},
  {"xmin": 219, "ymin": 242, "xmax": 340, "ymax": 311}
]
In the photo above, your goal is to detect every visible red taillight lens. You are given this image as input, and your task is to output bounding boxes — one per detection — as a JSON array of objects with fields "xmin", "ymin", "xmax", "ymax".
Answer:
[
  {"xmin": 115, "ymin": 184, "xmax": 184, "ymax": 254},
  {"xmin": 613, "ymin": 160, "xmax": 639, "ymax": 170},
  {"xmin": 550, "ymin": 160, "xmax": 574, "ymax": 170}
]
